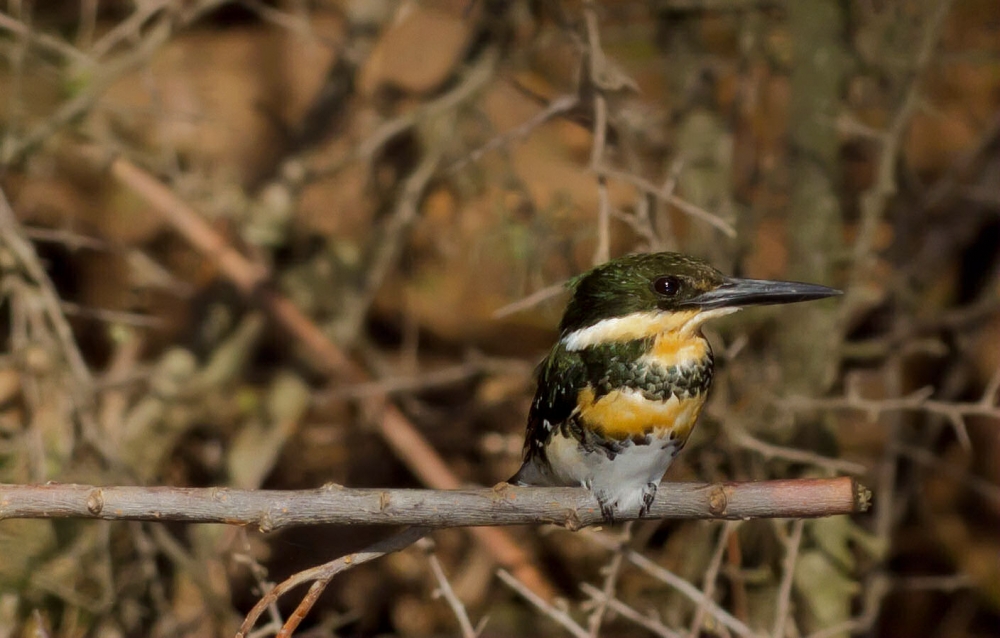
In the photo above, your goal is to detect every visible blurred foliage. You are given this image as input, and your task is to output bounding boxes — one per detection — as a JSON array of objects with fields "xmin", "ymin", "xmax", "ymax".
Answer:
[{"xmin": 1, "ymin": 0, "xmax": 999, "ymax": 636}]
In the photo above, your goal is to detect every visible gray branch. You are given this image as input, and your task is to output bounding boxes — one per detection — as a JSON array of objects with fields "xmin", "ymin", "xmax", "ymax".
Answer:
[{"xmin": 0, "ymin": 478, "xmax": 869, "ymax": 531}]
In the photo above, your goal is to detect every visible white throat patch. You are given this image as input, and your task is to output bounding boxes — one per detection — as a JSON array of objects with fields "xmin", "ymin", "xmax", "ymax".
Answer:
[{"xmin": 561, "ymin": 307, "xmax": 741, "ymax": 351}]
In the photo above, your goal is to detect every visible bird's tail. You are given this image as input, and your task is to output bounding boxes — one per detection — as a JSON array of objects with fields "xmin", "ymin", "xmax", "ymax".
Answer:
[{"xmin": 507, "ymin": 459, "xmax": 546, "ymax": 486}]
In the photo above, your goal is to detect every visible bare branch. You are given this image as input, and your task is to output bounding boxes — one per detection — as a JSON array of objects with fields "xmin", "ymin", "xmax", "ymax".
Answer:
[{"xmin": 0, "ymin": 478, "xmax": 869, "ymax": 528}]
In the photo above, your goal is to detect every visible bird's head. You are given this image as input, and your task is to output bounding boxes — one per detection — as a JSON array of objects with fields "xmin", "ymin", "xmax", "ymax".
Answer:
[{"xmin": 559, "ymin": 252, "xmax": 841, "ymax": 349}]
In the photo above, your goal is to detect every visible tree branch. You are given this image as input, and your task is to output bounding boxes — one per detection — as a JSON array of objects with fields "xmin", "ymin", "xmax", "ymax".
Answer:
[{"xmin": 0, "ymin": 478, "xmax": 869, "ymax": 530}]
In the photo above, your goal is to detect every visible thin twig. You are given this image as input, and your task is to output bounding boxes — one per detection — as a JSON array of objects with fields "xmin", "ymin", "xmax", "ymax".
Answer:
[
  {"xmin": 324, "ymin": 357, "xmax": 531, "ymax": 401},
  {"xmin": 584, "ymin": 0, "xmax": 612, "ymax": 266},
  {"xmin": 237, "ymin": 526, "xmax": 431, "ymax": 637},
  {"xmin": 843, "ymin": 0, "xmax": 956, "ymax": 305},
  {"xmin": 421, "ymin": 539, "xmax": 480, "ymax": 638},
  {"xmin": 59, "ymin": 301, "xmax": 165, "ymax": 329},
  {"xmin": 893, "ymin": 443, "xmax": 1000, "ymax": 507},
  {"xmin": 492, "ymin": 282, "xmax": 568, "ymax": 319},
  {"xmin": 447, "ymin": 93, "xmax": 581, "ymax": 173},
  {"xmin": 21, "ymin": 225, "xmax": 109, "ymax": 251},
  {"xmin": 88, "ymin": 0, "xmax": 171, "ymax": 58},
  {"xmin": 585, "ymin": 521, "xmax": 632, "ymax": 637},
  {"xmin": 0, "ymin": 12, "xmax": 94, "ymax": 65},
  {"xmin": 0, "ymin": 188, "xmax": 93, "ymax": 389},
  {"xmin": 584, "ymin": 531, "xmax": 758, "ymax": 638},
  {"xmin": 581, "ymin": 583, "xmax": 684, "ymax": 638},
  {"xmin": 2, "ymin": 16, "xmax": 172, "ymax": 165},
  {"xmin": 342, "ymin": 145, "xmax": 443, "ymax": 341},
  {"xmin": 687, "ymin": 522, "xmax": 739, "ymax": 638},
  {"xmin": 307, "ymin": 46, "xmax": 500, "ymax": 182},
  {"xmin": 803, "ymin": 575, "xmax": 891, "ymax": 638},
  {"xmin": 497, "ymin": 569, "xmax": 590, "ymax": 638},
  {"xmin": 782, "ymin": 386, "xmax": 1000, "ymax": 449},
  {"xmin": 729, "ymin": 427, "xmax": 868, "ymax": 475},
  {"xmin": 771, "ymin": 519, "xmax": 805, "ymax": 638},
  {"xmin": 920, "ymin": 109, "xmax": 1000, "ymax": 212},
  {"xmin": 594, "ymin": 165, "xmax": 737, "ymax": 237},
  {"xmin": 592, "ymin": 174, "xmax": 611, "ymax": 265}
]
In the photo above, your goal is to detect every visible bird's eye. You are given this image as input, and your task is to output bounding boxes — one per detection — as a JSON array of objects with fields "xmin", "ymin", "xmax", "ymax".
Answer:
[{"xmin": 652, "ymin": 276, "xmax": 682, "ymax": 297}]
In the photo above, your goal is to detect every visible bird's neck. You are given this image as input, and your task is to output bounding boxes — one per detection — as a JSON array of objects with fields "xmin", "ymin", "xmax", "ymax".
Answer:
[
  {"xmin": 561, "ymin": 310, "xmax": 702, "ymax": 351},
  {"xmin": 562, "ymin": 310, "xmax": 714, "ymax": 371}
]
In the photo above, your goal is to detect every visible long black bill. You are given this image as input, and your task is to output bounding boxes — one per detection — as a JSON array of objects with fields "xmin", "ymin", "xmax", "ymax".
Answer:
[{"xmin": 690, "ymin": 277, "xmax": 842, "ymax": 309}]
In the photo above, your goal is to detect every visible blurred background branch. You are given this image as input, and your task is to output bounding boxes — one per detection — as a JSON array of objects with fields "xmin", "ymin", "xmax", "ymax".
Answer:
[{"xmin": 1, "ymin": 0, "xmax": 998, "ymax": 636}]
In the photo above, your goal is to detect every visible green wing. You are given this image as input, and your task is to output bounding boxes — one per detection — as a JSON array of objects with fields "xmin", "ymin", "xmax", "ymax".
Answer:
[{"xmin": 522, "ymin": 344, "xmax": 588, "ymax": 458}]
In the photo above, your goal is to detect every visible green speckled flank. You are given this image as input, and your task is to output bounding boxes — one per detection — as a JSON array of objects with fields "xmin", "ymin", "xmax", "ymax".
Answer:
[
  {"xmin": 524, "ymin": 334, "xmax": 714, "ymax": 460},
  {"xmin": 575, "ymin": 339, "xmax": 713, "ymax": 401}
]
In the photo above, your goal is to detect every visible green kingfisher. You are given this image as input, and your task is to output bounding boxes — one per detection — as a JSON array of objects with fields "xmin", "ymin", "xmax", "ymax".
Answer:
[{"xmin": 509, "ymin": 252, "xmax": 841, "ymax": 521}]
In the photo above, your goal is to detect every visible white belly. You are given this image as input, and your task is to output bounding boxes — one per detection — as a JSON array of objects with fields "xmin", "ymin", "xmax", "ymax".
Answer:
[{"xmin": 544, "ymin": 429, "xmax": 681, "ymax": 515}]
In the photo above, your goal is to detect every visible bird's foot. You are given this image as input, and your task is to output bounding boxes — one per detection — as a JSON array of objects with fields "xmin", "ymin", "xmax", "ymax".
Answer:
[
  {"xmin": 639, "ymin": 482, "xmax": 658, "ymax": 517},
  {"xmin": 598, "ymin": 499, "xmax": 617, "ymax": 524},
  {"xmin": 592, "ymin": 486, "xmax": 618, "ymax": 524}
]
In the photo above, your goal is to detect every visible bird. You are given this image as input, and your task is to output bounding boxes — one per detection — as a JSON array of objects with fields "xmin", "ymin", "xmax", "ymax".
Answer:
[{"xmin": 508, "ymin": 252, "xmax": 841, "ymax": 521}]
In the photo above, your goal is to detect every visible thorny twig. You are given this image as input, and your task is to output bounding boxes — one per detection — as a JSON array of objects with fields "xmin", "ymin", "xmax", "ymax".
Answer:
[{"xmin": 781, "ymin": 380, "xmax": 1000, "ymax": 451}]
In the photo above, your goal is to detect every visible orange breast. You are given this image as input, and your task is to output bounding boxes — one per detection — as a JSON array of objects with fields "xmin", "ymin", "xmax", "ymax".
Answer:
[
  {"xmin": 577, "ymin": 386, "xmax": 706, "ymax": 442},
  {"xmin": 643, "ymin": 332, "xmax": 710, "ymax": 370}
]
